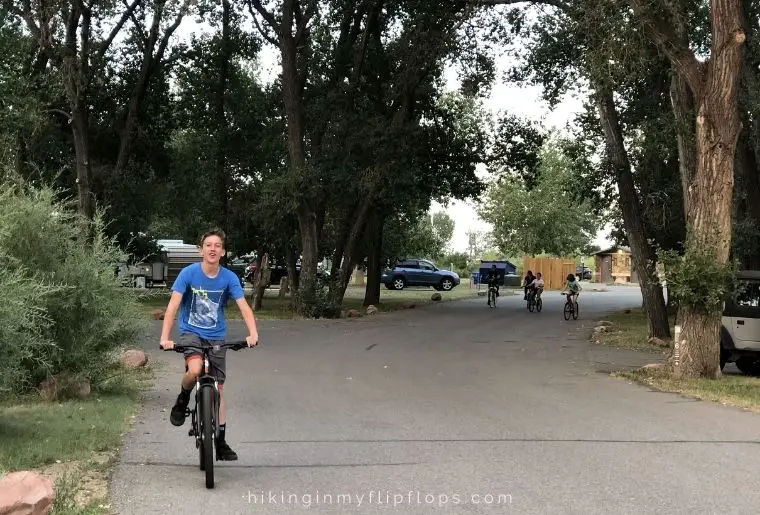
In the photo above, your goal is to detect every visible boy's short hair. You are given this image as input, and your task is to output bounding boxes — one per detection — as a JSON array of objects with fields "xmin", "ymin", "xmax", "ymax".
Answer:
[{"xmin": 199, "ymin": 229, "xmax": 226, "ymax": 248}]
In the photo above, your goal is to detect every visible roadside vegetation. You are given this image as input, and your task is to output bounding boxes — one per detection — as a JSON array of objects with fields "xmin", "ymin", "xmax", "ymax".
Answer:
[
  {"xmin": 0, "ymin": 183, "xmax": 152, "ymax": 513},
  {"xmin": 596, "ymin": 309, "xmax": 760, "ymax": 412},
  {"xmin": 137, "ymin": 284, "xmax": 480, "ymax": 320}
]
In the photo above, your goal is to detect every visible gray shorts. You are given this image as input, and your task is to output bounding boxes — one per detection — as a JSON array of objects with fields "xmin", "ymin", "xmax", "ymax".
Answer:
[{"xmin": 179, "ymin": 333, "xmax": 227, "ymax": 385}]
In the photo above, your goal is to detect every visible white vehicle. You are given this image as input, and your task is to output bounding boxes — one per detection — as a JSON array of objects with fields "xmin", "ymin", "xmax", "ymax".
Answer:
[{"xmin": 721, "ymin": 271, "xmax": 760, "ymax": 374}]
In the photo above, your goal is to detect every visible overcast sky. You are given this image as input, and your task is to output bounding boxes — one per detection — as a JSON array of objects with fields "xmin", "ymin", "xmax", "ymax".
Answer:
[{"xmin": 174, "ymin": 13, "xmax": 612, "ymax": 254}]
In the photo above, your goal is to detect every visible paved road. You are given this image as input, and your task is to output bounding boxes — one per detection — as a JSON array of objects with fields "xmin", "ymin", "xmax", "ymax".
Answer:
[{"xmin": 109, "ymin": 287, "xmax": 760, "ymax": 514}]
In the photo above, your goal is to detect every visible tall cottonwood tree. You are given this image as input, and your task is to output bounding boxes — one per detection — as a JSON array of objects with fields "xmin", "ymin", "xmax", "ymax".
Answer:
[
  {"xmin": 628, "ymin": 0, "xmax": 745, "ymax": 378},
  {"xmin": 505, "ymin": 0, "xmax": 673, "ymax": 339}
]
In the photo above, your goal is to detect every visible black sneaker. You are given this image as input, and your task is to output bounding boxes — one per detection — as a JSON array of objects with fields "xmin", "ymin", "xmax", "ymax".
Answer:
[
  {"xmin": 216, "ymin": 440, "xmax": 238, "ymax": 461},
  {"xmin": 170, "ymin": 393, "xmax": 190, "ymax": 426}
]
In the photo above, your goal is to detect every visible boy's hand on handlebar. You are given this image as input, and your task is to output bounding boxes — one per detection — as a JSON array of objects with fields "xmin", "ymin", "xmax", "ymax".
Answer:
[{"xmin": 160, "ymin": 339, "xmax": 175, "ymax": 350}]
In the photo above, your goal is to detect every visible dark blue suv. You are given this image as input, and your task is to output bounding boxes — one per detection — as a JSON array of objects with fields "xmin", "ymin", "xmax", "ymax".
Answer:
[{"xmin": 381, "ymin": 259, "xmax": 461, "ymax": 291}]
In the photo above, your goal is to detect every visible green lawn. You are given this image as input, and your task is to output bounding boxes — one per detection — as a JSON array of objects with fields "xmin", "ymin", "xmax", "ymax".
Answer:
[
  {"xmin": 598, "ymin": 308, "xmax": 760, "ymax": 412},
  {"xmin": 137, "ymin": 284, "xmax": 479, "ymax": 320},
  {"xmin": 616, "ymin": 368, "xmax": 760, "ymax": 413},
  {"xmin": 0, "ymin": 364, "xmax": 153, "ymax": 514},
  {"xmin": 591, "ymin": 308, "xmax": 671, "ymax": 354}
]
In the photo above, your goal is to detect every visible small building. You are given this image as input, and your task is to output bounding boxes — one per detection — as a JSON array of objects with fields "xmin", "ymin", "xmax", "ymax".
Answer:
[{"xmin": 592, "ymin": 246, "xmax": 638, "ymax": 284}]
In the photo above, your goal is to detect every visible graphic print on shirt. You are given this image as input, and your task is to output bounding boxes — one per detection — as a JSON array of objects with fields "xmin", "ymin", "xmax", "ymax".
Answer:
[{"xmin": 188, "ymin": 286, "xmax": 224, "ymax": 329}]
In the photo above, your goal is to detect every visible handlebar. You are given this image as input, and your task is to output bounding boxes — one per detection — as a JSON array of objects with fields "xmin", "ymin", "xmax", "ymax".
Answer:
[{"xmin": 159, "ymin": 340, "xmax": 255, "ymax": 353}]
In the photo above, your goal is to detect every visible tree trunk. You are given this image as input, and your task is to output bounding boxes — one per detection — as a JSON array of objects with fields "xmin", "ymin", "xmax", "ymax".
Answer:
[
  {"xmin": 596, "ymin": 85, "xmax": 671, "ymax": 339},
  {"xmin": 671, "ymin": 0, "xmax": 744, "ymax": 379},
  {"xmin": 71, "ymin": 107, "xmax": 93, "ymax": 219},
  {"xmin": 327, "ymin": 201, "xmax": 373, "ymax": 310},
  {"xmin": 252, "ymin": 253, "xmax": 270, "ymax": 311},
  {"xmin": 670, "ymin": 70, "xmax": 697, "ymax": 215},
  {"xmin": 286, "ymin": 246, "xmax": 299, "ymax": 293},
  {"xmin": 363, "ymin": 211, "xmax": 384, "ymax": 306},
  {"xmin": 279, "ymin": 6, "xmax": 319, "ymax": 314}
]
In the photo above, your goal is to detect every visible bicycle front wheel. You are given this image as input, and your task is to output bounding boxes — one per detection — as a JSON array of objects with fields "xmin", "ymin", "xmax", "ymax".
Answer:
[
  {"xmin": 200, "ymin": 386, "xmax": 215, "ymax": 489},
  {"xmin": 572, "ymin": 301, "xmax": 579, "ymax": 320},
  {"xmin": 536, "ymin": 298, "xmax": 542, "ymax": 312},
  {"xmin": 563, "ymin": 302, "xmax": 572, "ymax": 320}
]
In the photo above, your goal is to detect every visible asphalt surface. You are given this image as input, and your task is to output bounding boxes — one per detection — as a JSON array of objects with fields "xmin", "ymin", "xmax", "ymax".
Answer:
[{"xmin": 109, "ymin": 286, "xmax": 760, "ymax": 514}]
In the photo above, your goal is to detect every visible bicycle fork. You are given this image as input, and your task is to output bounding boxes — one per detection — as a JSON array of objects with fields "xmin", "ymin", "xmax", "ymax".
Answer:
[{"xmin": 188, "ymin": 357, "xmax": 221, "ymax": 443}]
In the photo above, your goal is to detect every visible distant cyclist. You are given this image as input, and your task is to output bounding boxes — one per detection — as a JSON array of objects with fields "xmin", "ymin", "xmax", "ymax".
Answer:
[
  {"xmin": 563, "ymin": 273, "xmax": 582, "ymax": 305},
  {"xmin": 528, "ymin": 272, "xmax": 545, "ymax": 301},
  {"xmin": 486, "ymin": 265, "xmax": 501, "ymax": 307},
  {"xmin": 523, "ymin": 270, "xmax": 535, "ymax": 300}
]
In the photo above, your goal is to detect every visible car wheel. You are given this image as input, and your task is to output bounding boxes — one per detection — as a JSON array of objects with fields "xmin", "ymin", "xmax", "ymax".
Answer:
[
  {"xmin": 735, "ymin": 357, "xmax": 760, "ymax": 376},
  {"xmin": 440, "ymin": 278, "xmax": 454, "ymax": 291},
  {"xmin": 392, "ymin": 277, "xmax": 406, "ymax": 290}
]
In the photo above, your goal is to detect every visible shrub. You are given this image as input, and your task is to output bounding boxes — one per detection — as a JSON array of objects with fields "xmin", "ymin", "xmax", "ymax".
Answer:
[{"xmin": 0, "ymin": 183, "xmax": 147, "ymax": 394}]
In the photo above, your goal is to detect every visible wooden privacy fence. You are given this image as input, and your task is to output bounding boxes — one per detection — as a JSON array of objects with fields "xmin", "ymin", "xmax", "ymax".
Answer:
[{"xmin": 522, "ymin": 257, "xmax": 576, "ymax": 290}]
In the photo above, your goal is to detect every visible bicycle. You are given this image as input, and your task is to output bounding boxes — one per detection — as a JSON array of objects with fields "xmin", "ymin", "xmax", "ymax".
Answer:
[
  {"xmin": 561, "ymin": 292, "xmax": 579, "ymax": 320},
  {"xmin": 161, "ymin": 340, "xmax": 253, "ymax": 489},
  {"xmin": 488, "ymin": 284, "xmax": 498, "ymax": 308},
  {"xmin": 527, "ymin": 289, "xmax": 543, "ymax": 313}
]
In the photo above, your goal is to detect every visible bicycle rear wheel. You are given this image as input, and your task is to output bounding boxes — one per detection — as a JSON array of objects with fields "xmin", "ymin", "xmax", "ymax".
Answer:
[
  {"xmin": 563, "ymin": 301, "xmax": 572, "ymax": 320},
  {"xmin": 572, "ymin": 301, "xmax": 579, "ymax": 320},
  {"xmin": 200, "ymin": 386, "xmax": 215, "ymax": 488},
  {"xmin": 536, "ymin": 298, "xmax": 542, "ymax": 312}
]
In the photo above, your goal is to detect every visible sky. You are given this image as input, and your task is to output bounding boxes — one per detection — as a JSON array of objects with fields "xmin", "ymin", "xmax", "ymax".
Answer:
[{"xmin": 174, "ymin": 10, "xmax": 613, "ymax": 255}]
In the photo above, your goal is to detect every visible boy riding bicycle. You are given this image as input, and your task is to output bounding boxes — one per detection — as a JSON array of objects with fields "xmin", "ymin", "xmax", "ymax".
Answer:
[{"xmin": 159, "ymin": 229, "xmax": 259, "ymax": 461}]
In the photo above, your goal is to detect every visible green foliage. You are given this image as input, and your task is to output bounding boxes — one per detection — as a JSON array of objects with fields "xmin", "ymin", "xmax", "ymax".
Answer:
[
  {"xmin": 479, "ymin": 141, "xmax": 601, "ymax": 257},
  {"xmin": 0, "ymin": 182, "xmax": 147, "ymax": 394},
  {"xmin": 658, "ymin": 245, "xmax": 738, "ymax": 317}
]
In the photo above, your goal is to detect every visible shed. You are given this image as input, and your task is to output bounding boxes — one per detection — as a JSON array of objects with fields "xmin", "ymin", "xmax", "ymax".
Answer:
[{"xmin": 592, "ymin": 246, "xmax": 638, "ymax": 284}]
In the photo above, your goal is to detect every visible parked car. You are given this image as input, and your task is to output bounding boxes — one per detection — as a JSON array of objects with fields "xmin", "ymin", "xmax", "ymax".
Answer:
[
  {"xmin": 576, "ymin": 264, "xmax": 593, "ymax": 281},
  {"xmin": 381, "ymin": 259, "xmax": 460, "ymax": 291},
  {"xmin": 720, "ymin": 270, "xmax": 760, "ymax": 374}
]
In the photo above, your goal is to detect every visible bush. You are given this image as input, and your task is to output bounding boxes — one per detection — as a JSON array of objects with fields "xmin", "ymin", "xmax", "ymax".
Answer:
[{"xmin": 0, "ymin": 184, "xmax": 147, "ymax": 395}]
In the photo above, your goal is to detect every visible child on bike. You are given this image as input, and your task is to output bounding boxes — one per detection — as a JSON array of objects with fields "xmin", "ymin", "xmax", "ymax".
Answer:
[
  {"xmin": 486, "ymin": 264, "xmax": 501, "ymax": 307},
  {"xmin": 563, "ymin": 273, "xmax": 582, "ymax": 305},
  {"xmin": 528, "ymin": 272, "xmax": 545, "ymax": 300},
  {"xmin": 159, "ymin": 229, "xmax": 259, "ymax": 461}
]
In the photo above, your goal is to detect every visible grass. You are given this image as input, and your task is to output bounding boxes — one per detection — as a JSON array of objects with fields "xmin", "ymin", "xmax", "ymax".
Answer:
[
  {"xmin": 590, "ymin": 308, "xmax": 672, "ymax": 355},
  {"xmin": 0, "ymin": 361, "xmax": 154, "ymax": 514},
  {"xmin": 137, "ymin": 284, "xmax": 479, "ymax": 320},
  {"xmin": 598, "ymin": 308, "xmax": 760, "ymax": 412},
  {"xmin": 615, "ymin": 368, "xmax": 760, "ymax": 412}
]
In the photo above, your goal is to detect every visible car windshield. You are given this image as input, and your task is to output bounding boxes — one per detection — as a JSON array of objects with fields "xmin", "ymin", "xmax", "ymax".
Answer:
[{"xmin": 737, "ymin": 280, "xmax": 760, "ymax": 308}]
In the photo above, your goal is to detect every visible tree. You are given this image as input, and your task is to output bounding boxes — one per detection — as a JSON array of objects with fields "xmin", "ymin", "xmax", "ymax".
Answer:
[
  {"xmin": 505, "ymin": 0, "xmax": 675, "ymax": 339},
  {"xmin": 7, "ymin": 0, "xmax": 147, "ymax": 217},
  {"xmin": 627, "ymin": 0, "xmax": 745, "ymax": 378},
  {"xmin": 479, "ymin": 142, "xmax": 600, "ymax": 257},
  {"xmin": 431, "ymin": 212, "xmax": 455, "ymax": 256}
]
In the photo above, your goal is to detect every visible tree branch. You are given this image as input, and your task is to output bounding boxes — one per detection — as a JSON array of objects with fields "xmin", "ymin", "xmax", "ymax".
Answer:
[
  {"xmin": 247, "ymin": 0, "xmax": 280, "ymax": 35},
  {"xmin": 249, "ymin": 3, "xmax": 280, "ymax": 46},
  {"xmin": 152, "ymin": 0, "xmax": 192, "ymax": 67},
  {"xmin": 123, "ymin": 0, "xmax": 149, "ymax": 51},
  {"xmin": 628, "ymin": 0, "xmax": 704, "ymax": 95},
  {"xmin": 96, "ymin": 0, "xmax": 143, "ymax": 59},
  {"xmin": 294, "ymin": 0, "xmax": 318, "ymax": 45}
]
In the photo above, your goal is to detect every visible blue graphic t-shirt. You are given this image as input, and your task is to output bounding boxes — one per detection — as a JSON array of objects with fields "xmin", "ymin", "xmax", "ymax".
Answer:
[{"xmin": 172, "ymin": 263, "xmax": 245, "ymax": 340}]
